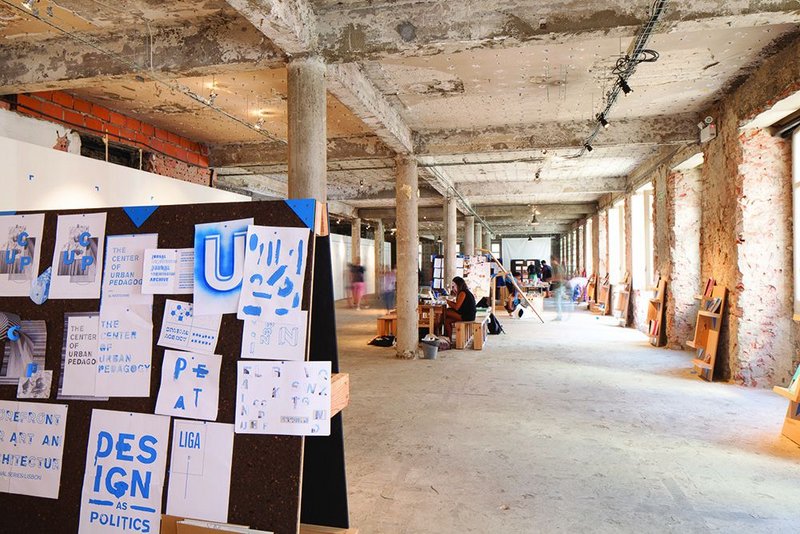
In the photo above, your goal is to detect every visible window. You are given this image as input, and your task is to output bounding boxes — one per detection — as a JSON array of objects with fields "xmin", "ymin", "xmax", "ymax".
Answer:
[
  {"xmin": 491, "ymin": 241, "xmax": 500, "ymax": 259},
  {"xmin": 607, "ymin": 199, "xmax": 626, "ymax": 284},
  {"xmin": 585, "ymin": 218, "xmax": 594, "ymax": 274},
  {"xmin": 631, "ymin": 183, "xmax": 654, "ymax": 289},
  {"xmin": 793, "ymin": 127, "xmax": 800, "ymax": 318}
]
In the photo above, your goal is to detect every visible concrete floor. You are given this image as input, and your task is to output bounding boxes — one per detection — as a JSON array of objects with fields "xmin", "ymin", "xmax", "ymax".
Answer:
[{"xmin": 336, "ymin": 299, "xmax": 800, "ymax": 533}]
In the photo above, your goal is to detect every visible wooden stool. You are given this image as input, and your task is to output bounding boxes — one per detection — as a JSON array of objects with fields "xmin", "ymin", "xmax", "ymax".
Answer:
[{"xmin": 376, "ymin": 314, "xmax": 397, "ymax": 336}]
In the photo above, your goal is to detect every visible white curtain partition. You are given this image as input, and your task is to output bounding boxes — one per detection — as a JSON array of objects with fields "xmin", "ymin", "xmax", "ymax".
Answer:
[
  {"xmin": 329, "ymin": 233, "xmax": 391, "ymax": 301},
  {"xmin": 500, "ymin": 237, "xmax": 552, "ymax": 271}
]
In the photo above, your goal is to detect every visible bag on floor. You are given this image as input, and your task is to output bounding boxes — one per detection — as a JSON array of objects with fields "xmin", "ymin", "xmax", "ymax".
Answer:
[
  {"xmin": 435, "ymin": 336, "xmax": 451, "ymax": 351},
  {"xmin": 368, "ymin": 335, "xmax": 395, "ymax": 347},
  {"xmin": 487, "ymin": 313, "xmax": 504, "ymax": 335}
]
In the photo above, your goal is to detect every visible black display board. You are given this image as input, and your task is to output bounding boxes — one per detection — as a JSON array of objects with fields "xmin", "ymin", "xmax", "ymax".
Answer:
[{"xmin": 0, "ymin": 200, "xmax": 348, "ymax": 534}]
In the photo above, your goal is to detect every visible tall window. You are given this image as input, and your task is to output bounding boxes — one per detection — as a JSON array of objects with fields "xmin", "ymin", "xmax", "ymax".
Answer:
[
  {"xmin": 585, "ymin": 218, "xmax": 594, "ymax": 275},
  {"xmin": 631, "ymin": 183, "xmax": 654, "ymax": 289},
  {"xmin": 608, "ymin": 199, "xmax": 626, "ymax": 284},
  {"xmin": 793, "ymin": 128, "xmax": 800, "ymax": 318}
]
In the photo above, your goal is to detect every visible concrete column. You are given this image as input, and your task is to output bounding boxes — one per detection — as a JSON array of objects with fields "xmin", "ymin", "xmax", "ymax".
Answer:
[
  {"xmin": 351, "ymin": 217, "xmax": 361, "ymax": 265},
  {"xmin": 374, "ymin": 219, "xmax": 385, "ymax": 294},
  {"xmin": 395, "ymin": 156, "xmax": 419, "ymax": 359},
  {"xmin": 483, "ymin": 228, "xmax": 492, "ymax": 254},
  {"xmin": 444, "ymin": 196, "xmax": 457, "ymax": 283},
  {"xmin": 464, "ymin": 215, "xmax": 475, "ymax": 256},
  {"xmin": 287, "ymin": 56, "xmax": 326, "ymax": 202},
  {"xmin": 474, "ymin": 224, "xmax": 483, "ymax": 255}
]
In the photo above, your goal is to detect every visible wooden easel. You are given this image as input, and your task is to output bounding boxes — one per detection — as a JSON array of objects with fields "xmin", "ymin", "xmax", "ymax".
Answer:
[
  {"xmin": 481, "ymin": 249, "xmax": 545, "ymax": 323},
  {"xmin": 773, "ymin": 365, "xmax": 800, "ymax": 446},
  {"xmin": 647, "ymin": 279, "xmax": 667, "ymax": 346},
  {"xmin": 688, "ymin": 284, "xmax": 727, "ymax": 381},
  {"xmin": 591, "ymin": 274, "xmax": 611, "ymax": 315}
]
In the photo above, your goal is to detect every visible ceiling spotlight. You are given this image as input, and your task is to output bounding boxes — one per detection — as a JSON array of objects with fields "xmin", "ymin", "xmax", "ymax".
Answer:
[
  {"xmin": 619, "ymin": 77, "xmax": 632, "ymax": 95},
  {"xmin": 534, "ymin": 169, "xmax": 541, "ymax": 181},
  {"xmin": 531, "ymin": 213, "xmax": 540, "ymax": 226},
  {"xmin": 584, "ymin": 143, "xmax": 593, "ymax": 152},
  {"xmin": 208, "ymin": 91, "xmax": 218, "ymax": 105},
  {"xmin": 254, "ymin": 117, "xmax": 265, "ymax": 130},
  {"xmin": 598, "ymin": 113, "xmax": 609, "ymax": 128},
  {"xmin": 527, "ymin": 235, "xmax": 533, "ymax": 241},
  {"xmin": 21, "ymin": 0, "xmax": 35, "ymax": 11}
]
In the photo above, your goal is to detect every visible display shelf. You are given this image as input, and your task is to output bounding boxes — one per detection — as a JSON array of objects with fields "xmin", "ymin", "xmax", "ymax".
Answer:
[
  {"xmin": 646, "ymin": 279, "xmax": 667, "ymax": 346},
  {"xmin": 772, "ymin": 365, "xmax": 800, "ymax": 446},
  {"xmin": 690, "ymin": 359, "xmax": 713, "ymax": 370},
  {"xmin": 688, "ymin": 282, "xmax": 727, "ymax": 382},
  {"xmin": 697, "ymin": 310, "xmax": 722, "ymax": 318}
]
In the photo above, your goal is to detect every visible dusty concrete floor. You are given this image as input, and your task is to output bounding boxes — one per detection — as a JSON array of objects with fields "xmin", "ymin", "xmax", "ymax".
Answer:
[{"xmin": 335, "ymin": 299, "xmax": 800, "ymax": 533}]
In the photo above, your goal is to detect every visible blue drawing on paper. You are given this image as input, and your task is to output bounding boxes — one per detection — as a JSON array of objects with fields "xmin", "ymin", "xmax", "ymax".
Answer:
[{"xmin": 193, "ymin": 218, "xmax": 253, "ymax": 314}]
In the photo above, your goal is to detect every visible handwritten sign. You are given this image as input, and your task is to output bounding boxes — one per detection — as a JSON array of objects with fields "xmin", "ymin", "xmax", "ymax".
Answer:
[
  {"xmin": 141, "ymin": 248, "xmax": 194, "ymax": 295},
  {"xmin": 60, "ymin": 313, "xmax": 100, "ymax": 397},
  {"xmin": 193, "ymin": 218, "xmax": 253, "ymax": 315},
  {"xmin": 157, "ymin": 300, "xmax": 221, "ymax": 355},
  {"xmin": 0, "ymin": 400, "xmax": 67, "ymax": 499},
  {"xmin": 0, "ymin": 214, "xmax": 45, "ymax": 297},
  {"xmin": 79, "ymin": 409, "xmax": 169, "ymax": 534},
  {"xmin": 95, "ymin": 305, "xmax": 153, "ymax": 398},
  {"xmin": 155, "ymin": 351, "xmax": 221, "ymax": 421},
  {"xmin": 166, "ymin": 420, "xmax": 234, "ymax": 523},
  {"xmin": 237, "ymin": 226, "xmax": 309, "ymax": 323},
  {"xmin": 235, "ymin": 360, "xmax": 331, "ymax": 436},
  {"xmin": 101, "ymin": 234, "xmax": 158, "ymax": 308},
  {"xmin": 241, "ymin": 311, "xmax": 308, "ymax": 361},
  {"xmin": 50, "ymin": 212, "xmax": 107, "ymax": 299}
]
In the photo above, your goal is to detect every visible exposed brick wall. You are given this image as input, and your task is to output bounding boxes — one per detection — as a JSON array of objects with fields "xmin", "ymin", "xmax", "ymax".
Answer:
[
  {"xmin": 14, "ymin": 91, "xmax": 211, "ymax": 185},
  {"xmin": 0, "ymin": 100, "xmax": 10, "ymax": 111}
]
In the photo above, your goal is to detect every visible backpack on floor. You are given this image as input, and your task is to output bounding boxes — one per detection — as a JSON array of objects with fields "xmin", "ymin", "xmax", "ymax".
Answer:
[{"xmin": 487, "ymin": 313, "xmax": 504, "ymax": 335}]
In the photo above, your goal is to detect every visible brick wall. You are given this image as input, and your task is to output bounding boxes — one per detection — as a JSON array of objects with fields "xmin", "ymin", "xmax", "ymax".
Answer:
[{"xmin": 13, "ymin": 91, "xmax": 211, "ymax": 185}]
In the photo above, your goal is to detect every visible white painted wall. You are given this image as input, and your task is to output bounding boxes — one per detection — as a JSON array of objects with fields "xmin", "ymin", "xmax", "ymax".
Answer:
[
  {"xmin": 0, "ymin": 108, "xmax": 81, "ymax": 154},
  {"xmin": 0, "ymin": 135, "xmax": 247, "ymax": 211},
  {"xmin": 329, "ymin": 233, "xmax": 391, "ymax": 301}
]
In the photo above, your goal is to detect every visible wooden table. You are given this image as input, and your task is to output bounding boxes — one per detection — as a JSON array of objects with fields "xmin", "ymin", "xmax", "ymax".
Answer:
[{"xmin": 418, "ymin": 302, "xmax": 446, "ymax": 336}]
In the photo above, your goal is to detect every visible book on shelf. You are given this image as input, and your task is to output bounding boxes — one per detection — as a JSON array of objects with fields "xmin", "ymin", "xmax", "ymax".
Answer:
[
  {"xmin": 703, "ymin": 277, "xmax": 715, "ymax": 298},
  {"xmin": 788, "ymin": 365, "xmax": 800, "ymax": 394},
  {"xmin": 704, "ymin": 297, "xmax": 721, "ymax": 313},
  {"xmin": 649, "ymin": 319, "xmax": 659, "ymax": 336}
]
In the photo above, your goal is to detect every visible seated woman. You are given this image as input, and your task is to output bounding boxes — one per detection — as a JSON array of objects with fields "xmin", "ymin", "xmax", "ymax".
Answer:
[
  {"xmin": 504, "ymin": 273, "xmax": 521, "ymax": 315},
  {"xmin": 444, "ymin": 276, "xmax": 477, "ymax": 339}
]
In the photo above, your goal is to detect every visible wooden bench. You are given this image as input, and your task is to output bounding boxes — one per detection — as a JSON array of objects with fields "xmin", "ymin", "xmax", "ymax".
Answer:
[
  {"xmin": 376, "ymin": 314, "xmax": 397, "ymax": 336},
  {"xmin": 454, "ymin": 313, "xmax": 490, "ymax": 350}
]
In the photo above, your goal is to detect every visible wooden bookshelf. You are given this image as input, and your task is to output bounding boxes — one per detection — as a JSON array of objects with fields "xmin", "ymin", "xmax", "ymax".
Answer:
[
  {"xmin": 613, "ymin": 283, "xmax": 631, "ymax": 327},
  {"xmin": 591, "ymin": 281, "xmax": 612, "ymax": 316},
  {"xmin": 772, "ymin": 365, "xmax": 800, "ymax": 446},
  {"xmin": 585, "ymin": 272, "xmax": 598, "ymax": 305},
  {"xmin": 689, "ymin": 284, "xmax": 727, "ymax": 381},
  {"xmin": 646, "ymin": 279, "xmax": 666, "ymax": 346}
]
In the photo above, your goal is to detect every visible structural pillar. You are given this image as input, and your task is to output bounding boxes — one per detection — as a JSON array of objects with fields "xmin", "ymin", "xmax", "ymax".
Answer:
[
  {"xmin": 395, "ymin": 156, "xmax": 419, "ymax": 359},
  {"xmin": 483, "ymin": 228, "xmax": 492, "ymax": 254},
  {"xmin": 287, "ymin": 56, "xmax": 327, "ymax": 202},
  {"xmin": 444, "ymin": 196, "xmax": 458, "ymax": 284},
  {"xmin": 464, "ymin": 215, "xmax": 475, "ymax": 256},
  {"xmin": 351, "ymin": 217, "xmax": 361, "ymax": 264},
  {"xmin": 474, "ymin": 223, "xmax": 483, "ymax": 255},
  {"xmin": 374, "ymin": 219, "xmax": 385, "ymax": 295}
]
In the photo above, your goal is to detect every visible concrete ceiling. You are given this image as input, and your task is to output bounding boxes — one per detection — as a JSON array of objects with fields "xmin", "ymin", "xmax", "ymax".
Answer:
[{"xmin": 1, "ymin": 0, "xmax": 799, "ymax": 236}]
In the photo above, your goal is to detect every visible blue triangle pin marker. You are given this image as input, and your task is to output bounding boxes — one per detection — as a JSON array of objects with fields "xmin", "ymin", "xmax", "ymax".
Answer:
[
  {"xmin": 284, "ymin": 199, "xmax": 316, "ymax": 230},
  {"xmin": 123, "ymin": 205, "xmax": 159, "ymax": 228},
  {"xmin": 0, "ymin": 211, "xmax": 17, "ymax": 216}
]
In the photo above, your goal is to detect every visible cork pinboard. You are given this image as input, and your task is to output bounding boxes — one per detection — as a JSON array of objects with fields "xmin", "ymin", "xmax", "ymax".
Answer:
[{"xmin": 0, "ymin": 199, "xmax": 348, "ymax": 534}]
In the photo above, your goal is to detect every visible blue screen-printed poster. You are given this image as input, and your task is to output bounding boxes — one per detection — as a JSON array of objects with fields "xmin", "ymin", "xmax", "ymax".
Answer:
[
  {"xmin": 193, "ymin": 218, "xmax": 253, "ymax": 316},
  {"xmin": 78, "ymin": 409, "xmax": 169, "ymax": 534},
  {"xmin": 155, "ymin": 350, "xmax": 221, "ymax": 421},
  {"xmin": 237, "ymin": 225, "xmax": 309, "ymax": 323}
]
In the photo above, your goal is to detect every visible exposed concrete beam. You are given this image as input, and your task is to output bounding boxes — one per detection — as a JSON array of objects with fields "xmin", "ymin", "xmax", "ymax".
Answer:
[
  {"xmin": 208, "ymin": 135, "xmax": 395, "ymax": 167},
  {"xmin": 224, "ymin": 0, "xmax": 318, "ymax": 57},
  {"xmin": 328, "ymin": 185, "xmax": 440, "ymax": 203},
  {"xmin": 0, "ymin": 14, "xmax": 284, "ymax": 95},
  {"xmin": 415, "ymin": 115, "xmax": 698, "ymax": 156},
  {"xmin": 314, "ymin": 4, "xmax": 800, "ymax": 62},
  {"xmin": 358, "ymin": 203, "xmax": 596, "ymax": 221},
  {"xmin": 327, "ymin": 63, "xmax": 413, "ymax": 155},
  {"xmin": 456, "ymin": 177, "xmax": 626, "ymax": 197}
]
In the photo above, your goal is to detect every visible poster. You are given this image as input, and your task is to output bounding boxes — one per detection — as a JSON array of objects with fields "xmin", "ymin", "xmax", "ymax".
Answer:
[
  {"xmin": 1, "ymin": 315, "xmax": 46, "ymax": 386},
  {"xmin": 142, "ymin": 248, "xmax": 194, "ymax": 295},
  {"xmin": 157, "ymin": 300, "xmax": 221, "ymax": 354},
  {"xmin": 240, "ymin": 311, "xmax": 308, "ymax": 361},
  {"xmin": 60, "ymin": 313, "xmax": 100, "ymax": 397},
  {"xmin": 235, "ymin": 360, "xmax": 331, "ymax": 436},
  {"xmin": 237, "ymin": 226, "xmax": 309, "ymax": 323},
  {"xmin": 155, "ymin": 351, "xmax": 221, "ymax": 421},
  {"xmin": 0, "ymin": 400, "xmax": 67, "ymax": 499},
  {"xmin": 50, "ymin": 212, "xmax": 107, "ymax": 299},
  {"xmin": 78, "ymin": 409, "xmax": 170, "ymax": 534},
  {"xmin": 193, "ymin": 218, "xmax": 253, "ymax": 315},
  {"xmin": 101, "ymin": 234, "xmax": 158, "ymax": 308},
  {"xmin": 17, "ymin": 369, "xmax": 52, "ymax": 399},
  {"xmin": 0, "ymin": 213, "xmax": 45, "ymax": 297},
  {"xmin": 166, "ymin": 420, "xmax": 234, "ymax": 523},
  {"xmin": 95, "ymin": 305, "xmax": 153, "ymax": 398}
]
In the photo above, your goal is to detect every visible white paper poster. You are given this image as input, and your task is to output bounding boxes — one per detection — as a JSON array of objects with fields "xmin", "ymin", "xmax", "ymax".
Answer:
[
  {"xmin": 155, "ymin": 350, "xmax": 221, "ymax": 421},
  {"xmin": 95, "ymin": 305, "xmax": 153, "ymax": 398},
  {"xmin": 78, "ymin": 409, "xmax": 170, "ymax": 534},
  {"xmin": 235, "ymin": 360, "xmax": 331, "ymax": 436},
  {"xmin": 17, "ymin": 369, "xmax": 53, "ymax": 398},
  {"xmin": 166, "ymin": 420, "xmax": 234, "ymax": 523},
  {"xmin": 61, "ymin": 313, "xmax": 100, "ymax": 397},
  {"xmin": 142, "ymin": 248, "xmax": 194, "ymax": 295},
  {"xmin": 241, "ymin": 311, "xmax": 308, "ymax": 361},
  {"xmin": 237, "ymin": 226, "xmax": 309, "ymax": 323},
  {"xmin": 101, "ymin": 234, "xmax": 158, "ymax": 307},
  {"xmin": 193, "ymin": 218, "xmax": 253, "ymax": 315},
  {"xmin": 50, "ymin": 212, "xmax": 107, "ymax": 299},
  {"xmin": 158, "ymin": 300, "xmax": 221, "ymax": 354},
  {"xmin": 0, "ymin": 400, "xmax": 67, "ymax": 499},
  {"xmin": 0, "ymin": 213, "xmax": 45, "ymax": 297}
]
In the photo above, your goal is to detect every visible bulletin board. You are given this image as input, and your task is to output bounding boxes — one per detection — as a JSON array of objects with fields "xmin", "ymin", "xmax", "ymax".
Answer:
[{"xmin": 0, "ymin": 199, "xmax": 348, "ymax": 534}]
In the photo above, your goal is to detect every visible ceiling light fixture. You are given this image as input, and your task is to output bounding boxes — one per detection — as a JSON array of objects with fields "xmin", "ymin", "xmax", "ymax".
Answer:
[
  {"xmin": 208, "ymin": 91, "xmax": 218, "ymax": 105},
  {"xmin": 21, "ymin": 0, "xmax": 35, "ymax": 10},
  {"xmin": 598, "ymin": 113, "xmax": 609, "ymax": 128},
  {"xmin": 584, "ymin": 143, "xmax": 593, "ymax": 152},
  {"xmin": 618, "ymin": 77, "xmax": 632, "ymax": 95}
]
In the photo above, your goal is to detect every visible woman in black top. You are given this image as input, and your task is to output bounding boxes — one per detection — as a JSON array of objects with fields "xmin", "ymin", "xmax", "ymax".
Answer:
[{"xmin": 445, "ymin": 276, "xmax": 476, "ymax": 338}]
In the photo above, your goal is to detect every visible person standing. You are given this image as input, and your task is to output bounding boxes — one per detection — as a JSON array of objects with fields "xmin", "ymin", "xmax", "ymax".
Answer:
[
  {"xmin": 382, "ymin": 267, "xmax": 396, "ymax": 312},
  {"xmin": 350, "ymin": 259, "xmax": 366, "ymax": 309},
  {"xmin": 550, "ymin": 256, "xmax": 567, "ymax": 321}
]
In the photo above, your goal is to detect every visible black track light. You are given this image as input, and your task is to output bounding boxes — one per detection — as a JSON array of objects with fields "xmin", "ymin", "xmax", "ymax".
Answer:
[
  {"xmin": 619, "ymin": 77, "xmax": 632, "ymax": 95},
  {"xmin": 584, "ymin": 143, "xmax": 593, "ymax": 152},
  {"xmin": 598, "ymin": 114, "xmax": 609, "ymax": 128}
]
